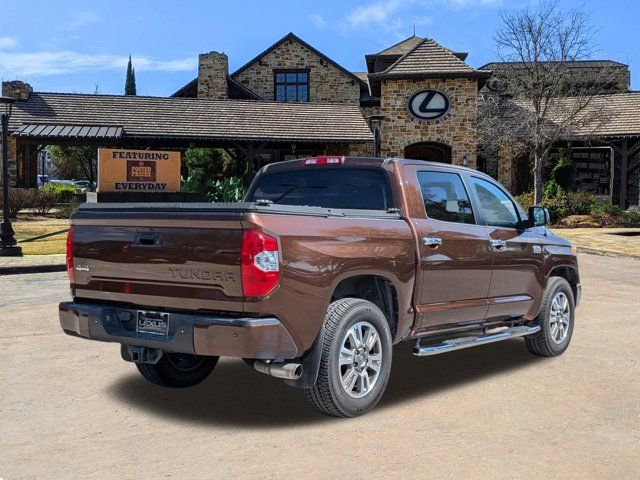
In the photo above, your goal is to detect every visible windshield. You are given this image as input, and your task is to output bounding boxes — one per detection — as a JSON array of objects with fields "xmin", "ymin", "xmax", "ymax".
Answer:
[{"xmin": 249, "ymin": 168, "xmax": 392, "ymax": 211}]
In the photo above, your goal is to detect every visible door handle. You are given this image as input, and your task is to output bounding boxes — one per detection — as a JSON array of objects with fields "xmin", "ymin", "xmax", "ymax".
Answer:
[
  {"xmin": 490, "ymin": 239, "xmax": 507, "ymax": 250},
  {"xmin": 422, "ymin": 236, "xmax": 443, "ymax": 248}
]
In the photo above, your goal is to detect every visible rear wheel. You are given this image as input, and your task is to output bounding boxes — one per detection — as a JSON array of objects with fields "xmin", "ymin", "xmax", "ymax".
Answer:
[
  {"xmin": 525, "ymin": 277, "xmax": 575, "ymax": 357},
  {"xmin": 136, "ymin": 352, "xmax": 219, "ymax": 388},
  {"xmin": 304, "ymin": 298, "xmax": 392, "ymax": 418}
]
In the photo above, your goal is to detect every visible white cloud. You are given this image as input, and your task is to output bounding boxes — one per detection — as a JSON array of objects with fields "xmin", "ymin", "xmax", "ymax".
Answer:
[
  {"xmin": 0, "ymin": 50, "xmax": 196, "ymax": 77},
  {"xmin": 344, "ymin": 0, "xmax": 501, "ymax": 31},
  {"xmin": 0, "ymin": 36, "xmax": 17, "ymax": 50},
  {"xmin": 346, "ymin": 0, "xmax": 404, "ymax": 28},
  {"xmin": 310, "ymin": 13, "xmax": 326, "ymax": 28}
]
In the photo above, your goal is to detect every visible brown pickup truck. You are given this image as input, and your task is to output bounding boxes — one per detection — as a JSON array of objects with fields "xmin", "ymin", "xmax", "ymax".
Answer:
[{"xmin": 60, "ymin": 157, "xmax": 580, "ymax": 417}]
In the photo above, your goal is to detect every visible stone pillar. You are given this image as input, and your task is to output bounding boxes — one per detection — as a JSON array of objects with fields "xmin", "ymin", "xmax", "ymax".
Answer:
[
  {"xmin": 197, "ymin": 52, "xmax": 228, "ymax": 100},
  {"xmin": 497, "ymin": 144, "xmax": 515, "ymax": 192},
  {"xmin": 2, "ymin": 80, "xmax": 32, "ymax": 100},
  {"xmin": 1, "ymin": 81, "xmax": 32, "ymax": 187}
]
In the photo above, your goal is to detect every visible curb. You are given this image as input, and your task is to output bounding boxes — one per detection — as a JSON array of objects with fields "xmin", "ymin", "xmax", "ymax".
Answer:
[{"xmin": 0, "ymin": 264, "xmax": 67, "ymax": 275}]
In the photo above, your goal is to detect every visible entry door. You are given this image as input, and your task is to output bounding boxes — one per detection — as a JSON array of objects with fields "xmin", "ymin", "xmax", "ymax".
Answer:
[
  {"xmin": 408, "ymin": 168, "xmax": 493, "ymax": 330},
  {"xmin": 466, "ymin": 175, "xmax": 545, "ymax": 321}
]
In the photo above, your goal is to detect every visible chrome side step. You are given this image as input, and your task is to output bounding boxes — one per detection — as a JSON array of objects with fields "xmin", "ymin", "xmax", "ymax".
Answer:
[{"xmin": 412, "ymin": 325, "xmax": 540, "ymax": 357}]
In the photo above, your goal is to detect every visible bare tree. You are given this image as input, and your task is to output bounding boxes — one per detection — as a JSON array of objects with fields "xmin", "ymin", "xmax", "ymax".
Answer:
[{"xmin": 479, "ymin": 0, "xmax": 614, "ymax": 203}]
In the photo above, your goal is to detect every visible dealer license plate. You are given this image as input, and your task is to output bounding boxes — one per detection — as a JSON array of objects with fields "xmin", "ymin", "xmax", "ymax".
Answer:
[{"xmin": 136, "ymin": 310, "xmax": 170, "ymax": 336}]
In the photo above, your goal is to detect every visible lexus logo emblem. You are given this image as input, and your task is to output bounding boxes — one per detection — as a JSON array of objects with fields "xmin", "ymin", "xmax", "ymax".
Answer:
[{"xmin": 407, "ymin": 90, "xmax": 450, "ymax": 120}]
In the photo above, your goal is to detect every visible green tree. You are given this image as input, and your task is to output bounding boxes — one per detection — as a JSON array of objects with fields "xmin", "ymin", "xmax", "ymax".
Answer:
[
  {"xmin": 180, "ymin": 148, "xmax": 235, "ymax": 194},
  {"xmin": 48, "ymin": 146, "xmax": 98, "ymax": 184},
  {"xmin": 125, "ymin": 54, "xmax": 137, "ymax": 96}
]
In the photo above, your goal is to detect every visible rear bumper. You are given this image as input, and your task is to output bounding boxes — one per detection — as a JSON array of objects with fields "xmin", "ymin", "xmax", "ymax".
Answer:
[{"xmin": 59, "ymin": 301, "xmax": 298, "ymax": 360}]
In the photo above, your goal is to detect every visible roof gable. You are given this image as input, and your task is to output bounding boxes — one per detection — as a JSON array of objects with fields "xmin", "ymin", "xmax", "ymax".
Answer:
[
  {"xmin": 231, "ymin": 32, "xmax": 366, "ymax": 87},
  {"xmin": 382, "ymin": 38, "xmax": 477, "ymax": 76}
]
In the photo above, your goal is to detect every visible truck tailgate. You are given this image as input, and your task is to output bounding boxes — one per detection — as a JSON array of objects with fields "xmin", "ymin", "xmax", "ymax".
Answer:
[{"xmin": 70, "ymin": 206, "xmax": 244, "ymax": 312}]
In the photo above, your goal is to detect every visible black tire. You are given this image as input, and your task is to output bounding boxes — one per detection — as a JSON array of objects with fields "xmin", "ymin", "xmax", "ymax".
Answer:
[
  {"xmin": 304, "ymin": 298, "xmax": 393, "ymax": 418},
  {"xmin": 136, "ymin": 352, "xmax": 219, "ymax": 388},
  {"xmin": 525, "ymin": 277, "xmax": 575, "ymax": 357}
]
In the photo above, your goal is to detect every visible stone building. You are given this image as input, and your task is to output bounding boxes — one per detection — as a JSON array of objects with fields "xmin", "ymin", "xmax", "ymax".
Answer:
[{"xmin": 2, "ymin": 32, "xmax": 640, "ymax": 206}]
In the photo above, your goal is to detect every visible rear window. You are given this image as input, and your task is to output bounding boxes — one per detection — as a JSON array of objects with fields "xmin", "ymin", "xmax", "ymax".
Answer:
[{"xmin": 249, "ymin": 168, "xmax": 392, "ymax": 210}]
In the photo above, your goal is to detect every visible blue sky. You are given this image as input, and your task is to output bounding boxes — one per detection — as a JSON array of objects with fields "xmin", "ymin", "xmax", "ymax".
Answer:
[{"xmin": 1, "ymin": 0, "xmax": 638, "ymax": 96}]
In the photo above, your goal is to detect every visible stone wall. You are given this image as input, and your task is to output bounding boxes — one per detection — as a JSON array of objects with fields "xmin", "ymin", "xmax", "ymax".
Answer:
[
  {"xmin": 348, "ymin": 142, "xmax": 375, "ymax": 157},
  {"xmin": 0, "ymin": 81, "xmax": 30, "ymax": 187},
  {"xmin": 197, "ymin": 52, "xmax": 228, "ymax": 100},
  {"xmin": 0, "ymin": 137, "xmax": 18, "ymax": 187},
  {"xmin": 233, "ymin": 38, "xmax": 361, "ymax": 104},
  {"xmin": 2, "ymin": 80, "xmax": 32, "ymax": 100},
  {"xmin": 379, "ymin": 77, "xmax": 478, "ymax": 167}
]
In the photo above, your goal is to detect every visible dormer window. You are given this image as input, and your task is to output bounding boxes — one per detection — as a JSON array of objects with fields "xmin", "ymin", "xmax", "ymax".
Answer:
[{"xmin": 275, "ymin": 70, "xmax": 309, "ymax": 102}]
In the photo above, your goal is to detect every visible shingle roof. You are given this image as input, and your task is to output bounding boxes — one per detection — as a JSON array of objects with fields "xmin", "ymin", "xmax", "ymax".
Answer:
[
  {"xmin": 8, "ymin": 92, "xmax": 374, "ymax": 143},
  {"xmin": 503, "ymin": 92, "xmax": 640, "ymax": 138},
  {"xmin": 370, "ymin": 38, "xmax": 490, "ymax": 79},
  {"xmin": 352, "ymin": 72, "xmax": 369, "ymax": 83},
  {"xmin": 479, "ymin": 60, "xmax": 628, "ymax": 71},
  {"xmin": 372, "ymin": 36, "xmax": 424, "ymax": 56}
]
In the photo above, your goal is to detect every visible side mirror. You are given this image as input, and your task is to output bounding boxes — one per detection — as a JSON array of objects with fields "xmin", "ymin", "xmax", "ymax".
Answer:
[{"xmin": 528, "ymin": 206, "xmax": 550, "ymax": 227}]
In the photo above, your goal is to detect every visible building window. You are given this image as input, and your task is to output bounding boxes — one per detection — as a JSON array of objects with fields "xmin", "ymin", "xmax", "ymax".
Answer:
[{"xmin": 275, "ymin": 71, "xmax": 309, "ymax": 102}]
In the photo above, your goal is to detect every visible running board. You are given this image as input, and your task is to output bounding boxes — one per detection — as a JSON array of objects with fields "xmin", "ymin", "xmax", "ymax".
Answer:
[{"xmin": 412, "ymin": 325, "xmax": 540, "ymax": 357}]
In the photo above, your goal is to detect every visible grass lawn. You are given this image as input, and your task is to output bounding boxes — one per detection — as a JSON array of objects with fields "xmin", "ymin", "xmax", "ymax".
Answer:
[
  {"xmin": 13, "ymin": 215, "xmax": 69, "ymax": 255},
  {"xmin": 9, "ymin": 213, "xmax": 640, "ymax": 258}
]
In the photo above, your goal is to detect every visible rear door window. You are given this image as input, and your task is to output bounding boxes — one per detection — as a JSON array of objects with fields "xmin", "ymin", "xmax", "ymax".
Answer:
[
  {"xmin": 249, "ymin": 168, "xmax": 392, "ymax": 210},
  {"xmin": 417, "ymin": 171, "xmax": 475, "ymax": 224}
]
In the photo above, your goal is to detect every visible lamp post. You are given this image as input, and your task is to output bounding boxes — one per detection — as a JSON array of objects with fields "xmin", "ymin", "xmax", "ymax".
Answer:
[
  {"xmin": 0, "ymin": 95, "xmax": 21, "ymax": 256},
  {"xmin": 368, "ymin": 115, "xmax": 385, "ymax": 157}
]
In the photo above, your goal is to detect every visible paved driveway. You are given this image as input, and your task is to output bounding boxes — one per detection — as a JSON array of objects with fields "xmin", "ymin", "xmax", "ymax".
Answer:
[{"xmin": 1, "ymin": 254, "xmax": 638, "ymax": 479}]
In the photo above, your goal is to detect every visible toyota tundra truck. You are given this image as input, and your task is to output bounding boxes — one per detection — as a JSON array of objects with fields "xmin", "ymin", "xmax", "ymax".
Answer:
[{"xmin": 59, "ymin": 157, "xmax": 580, "ymax": 417}]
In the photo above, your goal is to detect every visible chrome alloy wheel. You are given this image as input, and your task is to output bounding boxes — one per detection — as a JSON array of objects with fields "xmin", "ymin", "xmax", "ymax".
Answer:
[
  {"xmin": 549, "ymin": 291, "xmax": 571, "ymax": 345},
  {"xmin": 339, "ymin": 321, "xmax": 383, "ymax": 398}
]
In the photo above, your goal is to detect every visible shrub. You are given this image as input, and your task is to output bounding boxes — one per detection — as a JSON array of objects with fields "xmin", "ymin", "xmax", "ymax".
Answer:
[
  {"xmin": 622, "ymin": 210, "xmax": 640, "ymax": 227},
  {"xmin": 516, "ymin": 190, "xmax": 596, "ymax": 223},
  {"xmin": 542, "ymin": 180, "xmax": 564, "ymax": 199},
  {"xmin": 0, "ymin": 188, "xmax": 35, "ymax": 218},
  {"xmin": 53, "ymin": 199, "xmax": 80, "ymax": 219},
  {"xmin": 590, "ymin": 202, "xmax": 622, "ymax": 216},
  {"xmin": 514, "ymin": 191, "xmax": 534, "ymax": 211},
  {"xmin": 208, "ymin": 176, "xmax": 247, "ymax": 203},
  {"xmin": 552, "ymin": 156, "xmax": 576, "ymax": 190},
  {"xmin": 42, "ymin": 184, "xmax": 76, "ymax": 204},
  {"xmin": 32, "ymin": 188, "xmax": 57, "ymax": 215}
]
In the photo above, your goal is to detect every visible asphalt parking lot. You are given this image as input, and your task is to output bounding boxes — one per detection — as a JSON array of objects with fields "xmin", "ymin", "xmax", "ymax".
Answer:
[{"xmin": 1, "ymin": 253, "xmax": 638, "ymax": 479}]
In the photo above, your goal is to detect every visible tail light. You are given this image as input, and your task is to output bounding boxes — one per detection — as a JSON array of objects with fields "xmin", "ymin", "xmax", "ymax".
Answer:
[
  {"xmin": 66, "ymin": 226, "xmax": 75, "ymax": 284},
  {"xmin": 303, "ymin": 156, "xmax": 343, "ymax": 166},
  {"xmin": 241, "ymin": 230, "xmax": 279, "ymax": 298}
]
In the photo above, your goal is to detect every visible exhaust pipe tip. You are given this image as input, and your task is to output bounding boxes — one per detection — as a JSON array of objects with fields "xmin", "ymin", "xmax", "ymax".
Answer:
[{"xmin": 253, "ymin": 361, "xmax": 303, "ymax": 380}]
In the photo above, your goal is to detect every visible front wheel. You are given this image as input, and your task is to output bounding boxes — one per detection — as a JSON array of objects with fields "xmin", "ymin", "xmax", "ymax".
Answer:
[
  {"xmin": 525, "ymin": 277, "xmax": 575, "ymax": 357},
  {"xmin": 136, "ymin": 352, "xmax": 219, "ymax": 388},
  {"xmin": 304, "ymin": 298, "xmax": 393, "ymax": 418}
]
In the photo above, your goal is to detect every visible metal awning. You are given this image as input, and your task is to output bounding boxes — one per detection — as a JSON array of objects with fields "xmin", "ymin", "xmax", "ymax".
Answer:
[{"xmin": 13, "ymin": 124, "xmax": 124, "ymax": 139}]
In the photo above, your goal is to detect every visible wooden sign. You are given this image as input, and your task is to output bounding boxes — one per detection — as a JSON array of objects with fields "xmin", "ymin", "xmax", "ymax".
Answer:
[{"xmin": 98, "ymin": 148, "xmax": 181, "ymax": 192}]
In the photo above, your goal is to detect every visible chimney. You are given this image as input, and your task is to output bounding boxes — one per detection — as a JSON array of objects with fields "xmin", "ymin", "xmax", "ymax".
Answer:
[
  {"xmin": 197, "ymin": 52, "xmax": 228, "ymax": 100},
  {"xmin": 2, "ymin": 80, "xmax": 32, "ymax": 100}
]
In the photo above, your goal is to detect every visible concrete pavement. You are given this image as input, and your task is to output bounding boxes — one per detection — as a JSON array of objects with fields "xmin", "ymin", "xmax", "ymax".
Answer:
[{"xmin": 0, "ymin": 254, "xmax": 638, "ymax": 479}]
